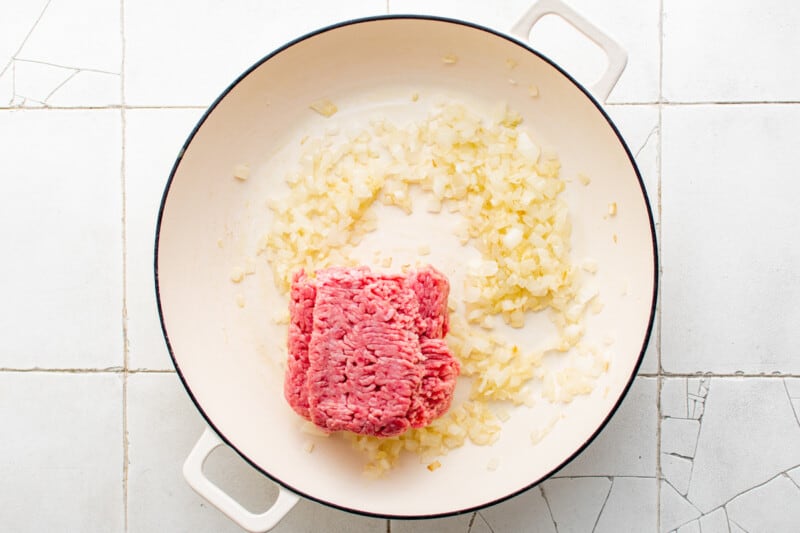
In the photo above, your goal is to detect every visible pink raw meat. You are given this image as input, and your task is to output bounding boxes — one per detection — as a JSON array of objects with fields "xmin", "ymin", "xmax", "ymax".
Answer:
[{"xmin": 284, "ymin": 265, "xmax": 459, "ymax": 437}]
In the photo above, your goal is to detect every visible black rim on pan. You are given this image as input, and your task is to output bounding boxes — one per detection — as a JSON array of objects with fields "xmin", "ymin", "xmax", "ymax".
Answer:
[{"xmin": 155, "ymin": 14, "xmax": 659, "ymax": 520}]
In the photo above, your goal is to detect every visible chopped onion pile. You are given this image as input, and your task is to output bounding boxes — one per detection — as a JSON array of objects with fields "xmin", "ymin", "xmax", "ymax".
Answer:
[{"xmin": 263, "ymin": 102, "xmax": 575, "ymax": 330}]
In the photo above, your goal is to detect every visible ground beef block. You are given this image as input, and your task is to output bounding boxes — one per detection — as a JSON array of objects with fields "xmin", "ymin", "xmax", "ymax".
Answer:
[
  {"xmin": 285, "ymin": 270, "xmax": 317, "ymax": 418},
  {"xmin": 407, "ymin": 268, "xmax": 450, "ymax": 338},
  {"xmin": 284, "ymin": 265, "xmax": 459, "ymax": 437}
]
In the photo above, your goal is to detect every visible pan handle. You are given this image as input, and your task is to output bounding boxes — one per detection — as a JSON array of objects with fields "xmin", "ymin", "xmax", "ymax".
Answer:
[
  {"xmin": 183, "ymin": 427, "xmax": 300, "ymax": 532},
  {"xmin": 511, "ymin": 0, "xmax": 627, "ymax": 102}
]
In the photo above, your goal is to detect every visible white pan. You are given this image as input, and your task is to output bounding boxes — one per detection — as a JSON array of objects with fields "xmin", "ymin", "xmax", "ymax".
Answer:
[{"xmin": 156, "ymin": 1, "xmax": 657, "ymax": 530}]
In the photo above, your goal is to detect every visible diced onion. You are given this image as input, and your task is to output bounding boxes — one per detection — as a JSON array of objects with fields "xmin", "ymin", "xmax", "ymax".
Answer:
[{"xmin": 260, "ymin": 101, "xmax": 606, "ymax": 476}]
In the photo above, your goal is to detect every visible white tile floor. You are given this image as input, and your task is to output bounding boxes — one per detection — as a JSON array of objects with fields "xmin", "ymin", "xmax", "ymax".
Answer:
[
  {"xmin": 661, "ymin": 104, "xmax": 800, "ymax": 374},
  {"xmin": 123, "ymin": 0, "xmax": 386, "ymax": 107},
  {"xmin": 0, "ymin": 110, "xmax": 123, "ymax": 369},
  {"xmin": 0, "ymin": 373, "xmax": 124, "ymax": 532},
  {"xmin": 2, "ymin": 1, "xmax": 799, "ymax": 531}
]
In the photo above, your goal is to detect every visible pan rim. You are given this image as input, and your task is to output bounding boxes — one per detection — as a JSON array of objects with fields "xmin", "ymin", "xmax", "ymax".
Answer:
[{"xmin": 154, "ymin": 13, "xmax": 659, "ymax": 520}]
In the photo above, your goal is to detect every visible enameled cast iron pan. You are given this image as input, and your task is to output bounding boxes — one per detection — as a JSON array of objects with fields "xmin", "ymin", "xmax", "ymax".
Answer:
[{"xmin": 156, "ymin": 1, "xmax": 657, "ymax": 530}]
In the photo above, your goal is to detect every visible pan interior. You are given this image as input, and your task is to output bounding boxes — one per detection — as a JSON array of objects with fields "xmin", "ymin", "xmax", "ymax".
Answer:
[{"xmin": 157, "ymin": 17, "xmax": 655, "ymax": 517}]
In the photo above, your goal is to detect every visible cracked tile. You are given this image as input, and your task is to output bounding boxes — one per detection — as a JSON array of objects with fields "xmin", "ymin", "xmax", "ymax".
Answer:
[
  {"xmin": 660, "ymin": 480, "xmax": 701, "ymax": 533},
  {"xmin": 788, "ymin": 466, "xmax": 800, "ymax": 487},
  {"xmin": 2, "ymin": 0, "xmax": 121, "ymax": 107},
  {"xmin": 125, "ymin": 108, "xmax": 207, "ymax": 370},
  {"xmin": 662, "ymin": 377, "xmax": 800, "ymax": 531},
  {"xmin": 661, "ymin": 379, "xmax": 687, "ymax": 419},
  {"xmin": 686, "ymin": 378, "xmax": 709, "ymax": 419},
  {"xmin": 661, "ymin": 418, "xmax": 700, "ymax": 459},
  {"xmin": 787, "ymin": 379, "xmax": 800, "ymax": 426},
  {"xmin": 478, "ymin": 487, "xmax": 556, "ymax": 532},
  {"xmin": 391, "ymin": 513, "xmax": 484, "ymax": 533},
  {"xmin": 603, "ymin": 106, "xmax": 660, "ymax": 375},
  {"xmin": 16, "ymin": 0, "xmax": 121, "ymax": 74},
  {"xmin": 698, "ymin": 508, "xmax": 729, "ymax": 533},
  {"xmin": 558, "ymin": 378, "xmax": 657, "ymax": 477},
  {"xmin": 687, "ymin": 379, "xmax": 800, "ymax": 513},
  {"xmin": 12, "ymin": 59, "xmax": 74, "ymax": 104},
  {"xmin": 725, "ymin": 474, "xmax": 800, "ymax": 533},
  {"xmin": 0, "ymin": 110, "xmax": 123, "ymax": 368},
  {"xmin": 47, "ymin": 70, "xmax": 119, "ymax": 107},
  {"xmin": 541, "ymin": 477, "xmax": 611, "ymax": 533},
  {"xmin": 687, "ymin": 378, "xmax": 710, "ymax": 398},
  {"xmin": 0, "ymin": 0, "xmax": 50, "ymax": 66},
  {"xmin": 675, "ymin": 521, "xmax": 699, "ymax": 533},
  {"xmin": 687, "ymin": 396, "xmax": 705, "ymax": 421},
  {"xmin": 469, "ymin": 514, "xmax": 494, "ymax": 533},
  {"xmin": 728, "ymin": 521, "xmax": 747, "ymax": 533},
  {"xmin": 124, "ymin": 0, "xmax": 385, "ymax": 107},
  {"xmin": 785, "ymin": 379, "xmax": 800, "ymax": 398},
  {"xmin": 593, "ymin": 477, "xmax": 657, "ymax": 532},
  {"xmin": 601, "ymin": 105, "xmax": 660, "ymax": 374},
  {"xmin": 661, "ymin": 454, "xmax": 692, "ymax": 495},
  {"xmin": 662, "ymin": 105, "xmax": 800, "ymax": 373},
  {"xmin": 790, "ymin": 400, "xmax": 800, "ymax": 426},
  {"xmin": 604, "ymin": 106, "xmax": 659, "ymax": 213}
]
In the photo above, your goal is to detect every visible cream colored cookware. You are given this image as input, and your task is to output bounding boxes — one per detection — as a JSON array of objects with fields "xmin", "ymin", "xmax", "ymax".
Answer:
[{"xmin": 156, "ymin": 1, "xmax": 656, "ymax": 530}]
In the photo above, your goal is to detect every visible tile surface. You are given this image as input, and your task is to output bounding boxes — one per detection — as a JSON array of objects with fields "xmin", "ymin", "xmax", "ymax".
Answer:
[
  {"xmin": 0, "ymin": 373, "xmax": 123, "ymax": 533},
  {"xmin": 661, "ymin": 105, "xmax": 800, "ymax": 374},
  {"xmin": 392, "ymin": 378, "xmax": 659, "ymax": 532},
  {"xmin": 127, "ymin": 372, "xmax": 263, "ymax": 533},
  {"xmin": 127, "ymin": 372, "xmax": 386, "ymax": 533},
  {"xmin": 663, "ymin": 0, "xmax": 800, "ymax": 103},
  {"xmin": 557, "ymin": 378, "xmax": 657, "ymax": 478},
  {"xmin": 124, "ymin": 0, "xmax": 386, "ymax": 107},
  {"xmin": 0, "ymin": 0, "xmax": 121, "ymax": 107},
  {"xmin": 0, "ymin": 109, "xmax": 123, "ymax": 369},
  {"xmin": 391, "ymin": 513, "xmax": 485, "ymax": 533},
  {"xmin": 1, "ymin": 0, "xmax": 799, "ymax": 531},
  {"xmin": 660, "ymin": 378, "xmax": 800, "ymax": 532},
  {"xmin": 124, "ymin": 108, "xmax": 206, "ymax": 370}
]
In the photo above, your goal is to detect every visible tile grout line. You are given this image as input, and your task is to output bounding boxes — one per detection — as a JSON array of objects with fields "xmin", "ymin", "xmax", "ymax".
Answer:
[
  {"xmin": 0, "ymin": 367, "xmax": 175, "ymax": 373},
  {"xmin": 656, "ymin": 0, "xmax": 665, "ymax": 531},
  {"xmin": 122, "ymin": 370, "xmax": 130, "ymax": 533},
  {"xmin": 654, "ymin": 372, "xmax": 800, "ymax": 377},
  {"xmin": 0, "ymin": 105, "xmax": 209, "ymax": 111},
  {"xmin": 2, "ymin": 101, "xmax": 800, "ymax": 112},
  {"xmin": 1, "ymin": 368, "xmax": 796, "ymax": 377},
  {"xmin": 1, "ymin": 364, "xmax": 796, "ymax": 377},
  {"xmin": 120, "ymin": 0, "xmax": 130, "ymax": 530}
]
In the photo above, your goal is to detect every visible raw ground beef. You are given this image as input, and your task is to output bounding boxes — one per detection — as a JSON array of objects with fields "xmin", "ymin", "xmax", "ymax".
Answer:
[{"xmin": 284, "ymin": 265, "xmax": 459, "ymax": 437}]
